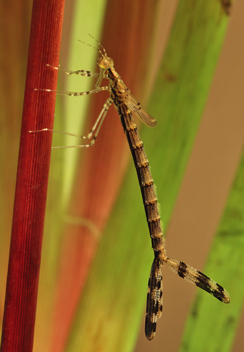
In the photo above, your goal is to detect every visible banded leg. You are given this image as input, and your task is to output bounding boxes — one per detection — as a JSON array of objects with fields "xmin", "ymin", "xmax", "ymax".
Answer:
[
  {"xmin": 47, "ymin": 64, "xmax": 101, "ymax": 79},
  {"xmin": 56, "ymin": 97, "xmax": 113, "ymax": 148},
  {"xmin": 145, "ymin": 257, "xmax": 163, "ymax": 341},
  {"xmin": 46, "ymin": 64, "xmax": 107, "ymax": 88},
  {"xmin": 30, "ymin": 98, "xmax": 113, "ymax": 149},
  {"xmin": 163, "ymin": 257, "xmax": 230, "ymax": 303},
  {"xmin": 34, "ymin": 86, "xmax": 109, "ymax": 97}
]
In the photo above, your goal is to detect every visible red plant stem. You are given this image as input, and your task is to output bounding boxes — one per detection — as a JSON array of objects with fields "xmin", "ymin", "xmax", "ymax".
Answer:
[{"xmin": 0, "ymin": 1, "xmax": 65, "ymax": 351}]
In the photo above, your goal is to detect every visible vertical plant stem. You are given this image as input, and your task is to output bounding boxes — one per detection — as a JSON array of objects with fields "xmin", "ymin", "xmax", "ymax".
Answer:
[{"xmin": 0, "ymin": 1, "xmax": 65, "ymax": 351}]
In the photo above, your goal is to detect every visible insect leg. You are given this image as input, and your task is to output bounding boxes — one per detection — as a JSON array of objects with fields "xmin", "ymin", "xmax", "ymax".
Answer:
[
  {"xmin": 30, "ymin": 98, "xmax": 113, "ymax": 149},
  {"xmin": 34, "ymin": 86, "xmax": 109, "ymax": 97},
  {"xmin": 64, "ymin": 97, "xmax": 113, "ymax": 148},
  {"xmin": 47, "ymin": 64, "xmax": 100, "ymax": 78}
]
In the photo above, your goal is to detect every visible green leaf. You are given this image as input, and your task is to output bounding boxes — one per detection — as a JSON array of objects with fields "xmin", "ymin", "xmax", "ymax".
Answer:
[
  {"xmin": 180, "ymin": 145, "xmax": 244, "ymax": 352},
  {"xmin": 59, "ymin": 0, "xmax": 108, "ymax": 205}
]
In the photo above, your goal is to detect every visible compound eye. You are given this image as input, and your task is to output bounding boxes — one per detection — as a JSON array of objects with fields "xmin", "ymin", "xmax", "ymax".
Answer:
[
  {"xmin": 103, "ymin": 58, "xmax": 109, "ymax": 67},
  {"xmin": 97, "ymin": 56, "xmax": 114, "ymax": 69}
]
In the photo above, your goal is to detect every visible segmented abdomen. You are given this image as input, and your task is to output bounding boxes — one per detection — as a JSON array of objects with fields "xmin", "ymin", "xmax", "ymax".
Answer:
[
  {"xmin": 145, "ymin": 257, "xmax": 163, "ymax": 340},
  {"xmin": 118, "ymin": 105, "xmax": 164, "ymax": 254}
]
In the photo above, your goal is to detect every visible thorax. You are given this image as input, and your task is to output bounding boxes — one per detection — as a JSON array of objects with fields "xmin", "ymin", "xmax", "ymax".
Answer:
[{"xmin": 108, "ymin": 67, "xmax": 130, "ymax": 107}]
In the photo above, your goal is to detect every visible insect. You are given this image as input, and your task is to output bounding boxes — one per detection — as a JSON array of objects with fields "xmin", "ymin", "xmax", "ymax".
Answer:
[{"xmin": 33, "ymin": 36, "xmax": 230, "ymax": 340}]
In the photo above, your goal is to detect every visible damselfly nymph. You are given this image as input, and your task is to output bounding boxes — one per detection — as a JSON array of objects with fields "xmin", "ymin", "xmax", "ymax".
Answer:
[{"xmin": 31, "ymin": 35, "xmax": 230, "ymax": 340}]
